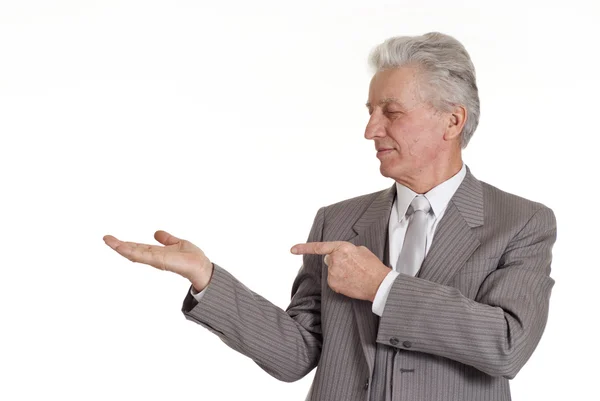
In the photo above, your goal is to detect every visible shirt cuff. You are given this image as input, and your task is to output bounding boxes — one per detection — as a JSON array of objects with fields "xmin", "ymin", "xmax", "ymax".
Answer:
[
  {"xmin": 190, "ymin": 285, "xmax": 207, "ymax": 302},
  {"xmin": 372, "ymin": 270, "xmax": 400, "ymax": 316}
]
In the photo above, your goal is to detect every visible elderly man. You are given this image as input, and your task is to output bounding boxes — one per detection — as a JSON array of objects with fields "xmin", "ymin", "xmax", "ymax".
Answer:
[{"xmin": 104, "ymin": 32, "xmax": 556, "ymax": 401}]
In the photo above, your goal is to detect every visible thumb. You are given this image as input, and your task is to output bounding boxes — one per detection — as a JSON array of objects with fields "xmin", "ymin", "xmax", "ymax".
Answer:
[{"xmin": 154, "ymin": 230, "xmax": 181, "ymax": 246}]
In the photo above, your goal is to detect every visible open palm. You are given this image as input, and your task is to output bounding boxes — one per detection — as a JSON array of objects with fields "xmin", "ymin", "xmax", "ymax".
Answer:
[{"xmin": 103, "ymin": 230, "xmax": 213, "ymax": 290}]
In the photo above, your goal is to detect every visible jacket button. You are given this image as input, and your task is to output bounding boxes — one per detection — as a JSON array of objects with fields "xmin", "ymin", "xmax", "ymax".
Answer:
[
  {"xmin": 402, "ymin": 340, "xmax": 412, "ymax": 348},
  {"xmin": 389, "ymin": 337, "xmax": 399, "ymax": 345},
  {"xmin": 363, "ymin": 379, "xmax": 369, "ymax": 390}
]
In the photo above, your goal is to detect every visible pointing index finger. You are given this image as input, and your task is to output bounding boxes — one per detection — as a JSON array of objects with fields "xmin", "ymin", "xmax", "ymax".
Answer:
[{"xmin": 291, "ymin": 241, "xmax": 345, "ymax": 255}]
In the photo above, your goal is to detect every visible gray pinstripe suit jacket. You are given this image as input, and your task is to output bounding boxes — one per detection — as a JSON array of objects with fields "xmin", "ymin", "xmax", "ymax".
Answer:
[{"xmin": 181, "ymin": 167, "xmax": 556, "ymax": 401}]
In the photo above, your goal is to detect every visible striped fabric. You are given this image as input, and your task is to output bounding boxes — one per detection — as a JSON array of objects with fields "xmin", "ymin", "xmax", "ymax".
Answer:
[{"xmin": 181, "ymin": 167, "xmax": 556, "ymax": 401}]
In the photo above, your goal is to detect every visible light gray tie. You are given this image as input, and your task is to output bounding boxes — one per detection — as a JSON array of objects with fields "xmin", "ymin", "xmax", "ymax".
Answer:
[{"xmin": 396, "ymin": 195, "xmax": 432, "ymax": 276}]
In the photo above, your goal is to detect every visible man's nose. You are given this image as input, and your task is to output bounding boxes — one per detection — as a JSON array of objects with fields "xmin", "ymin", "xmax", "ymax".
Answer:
[{"xmin": 364, "ymin": 112, "xmax": 386, "ymax": 140}]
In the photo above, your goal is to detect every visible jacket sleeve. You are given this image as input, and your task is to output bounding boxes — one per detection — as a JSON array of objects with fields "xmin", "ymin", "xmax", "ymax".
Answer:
[
  {"xmin": 376, "ymin": 206, "xmax": 557, "ymax": 379},
  {"xmin": 181, "ymin": 207, "xmax": 325, "ymax": 382}
]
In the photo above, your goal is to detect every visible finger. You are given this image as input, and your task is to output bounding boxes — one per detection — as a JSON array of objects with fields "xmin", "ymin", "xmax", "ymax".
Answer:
[
  {"xmin": 291, "ymin": 241, "xmax": 345, "ymax": 255},
  {"xmin": 103, "ymin": 235, "xmax": 121, "ymax": 250},
  {"xmin": 114, "ymin": 242, "xmax": 167, "ymax": 270},
  {"xmin": 103, "ymin": 236, "xmax": 160, "ymax": 251},
  {"xmin": 104, "ymin": 235, "xmax": 164, "ymax": 258},
  {"xmin": 108, "ymin": 237, "xmax": 163, "ymax": 253},
  {"xmin": 154, "ymin": 230, "xmax": 181, "ymax": 246},
  {"xmin": 323, "ymin": 254, "xmax": 330, "ymax": 266},
  {"xmin": 124, "ymin": 241, "xmax": 161, "ymax": 252}
]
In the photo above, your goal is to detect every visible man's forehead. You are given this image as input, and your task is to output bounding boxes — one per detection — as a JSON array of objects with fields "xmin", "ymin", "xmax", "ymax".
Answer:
[{"xmin": 366, "ymin": 66, "xmax": 421, "ymax": 105}]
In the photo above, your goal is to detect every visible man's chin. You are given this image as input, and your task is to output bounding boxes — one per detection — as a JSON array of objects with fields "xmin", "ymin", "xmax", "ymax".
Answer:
[
  {"xmin": 379, "ymin": 163, "xmax": 408, "ymax": 182},
  {"xmin": 379, "ymin": 164, "xmax": 395, "ymax": 179}
]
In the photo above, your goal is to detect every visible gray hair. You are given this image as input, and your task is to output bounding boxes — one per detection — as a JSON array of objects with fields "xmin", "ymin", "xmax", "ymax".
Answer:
[{"xmin": 368, "ymin": 32, "xmax": 480, "ymax": 148}]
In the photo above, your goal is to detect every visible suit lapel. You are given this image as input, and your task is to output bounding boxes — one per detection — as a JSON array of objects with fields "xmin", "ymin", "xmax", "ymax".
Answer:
[
  {"xmin": 346, "ymin": 167, "xmax": 485, "ymax": 373},
  {"xmin": 418, "ymin": 168, "xmax": 484, "ymax": 284},
  {"xmin": 347, "ymin": 184, "xmax": 396, "ymax": 374}
]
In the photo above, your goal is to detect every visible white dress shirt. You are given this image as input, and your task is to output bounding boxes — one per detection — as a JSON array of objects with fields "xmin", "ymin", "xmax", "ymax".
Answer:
[
  {"xmin": 371, "ymin": 164, "xmax": 466, "ymax": 315},
  {"xmin": 192, "ymin": 164, "xmax": 467, "ymax": 317}
]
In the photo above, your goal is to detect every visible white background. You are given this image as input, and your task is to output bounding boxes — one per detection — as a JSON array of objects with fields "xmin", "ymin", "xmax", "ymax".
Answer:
[{"xmin": 1, "ymin": 1, "xmax": 598, "ymax": 400}]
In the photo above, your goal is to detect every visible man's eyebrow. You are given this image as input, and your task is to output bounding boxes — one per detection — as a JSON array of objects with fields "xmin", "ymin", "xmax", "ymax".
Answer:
[{"xmin": 365, "ymin": 98, "xmax": 404, "ymax": 108}]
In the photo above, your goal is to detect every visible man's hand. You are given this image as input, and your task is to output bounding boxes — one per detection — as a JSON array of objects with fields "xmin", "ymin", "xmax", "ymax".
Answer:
[
  {"xmin": 103, "ymin": 230, "xmax": 214, "ymax": 292},
  {"xmin": 291, "ymin": 241, "xmax": 390, "ymax": 302}
]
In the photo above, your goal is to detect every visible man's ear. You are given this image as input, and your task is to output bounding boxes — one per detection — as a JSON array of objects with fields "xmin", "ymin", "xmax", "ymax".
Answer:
[{"xmin": 444, "ymin": 105, "xmax": 467, "ymax": 141}]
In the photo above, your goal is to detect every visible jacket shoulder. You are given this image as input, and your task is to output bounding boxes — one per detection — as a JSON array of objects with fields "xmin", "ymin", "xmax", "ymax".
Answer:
[
  {"xmin": 324, "ymin": 188, "xmax": 385, "ymax": 216},
  {"xmin": 318, "ymin": 187, "xmax": 389, "ymax": 236},
  {"xmin": 479, "ymin": 179, "xmax": 556, "ymax": 232}
]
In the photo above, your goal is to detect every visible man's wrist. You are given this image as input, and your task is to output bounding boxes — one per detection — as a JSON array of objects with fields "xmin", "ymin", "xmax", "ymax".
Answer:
[
  {"xmin": 369, "ymin": 265, "xmax": 392, "ymax": 303},
  {"xmin": 190, "ymin": 262, "xmax": 214, "ymax": 292},
  {"xmin": 372, "ymin": 270, "xmax": 400, "ymax": 316}
]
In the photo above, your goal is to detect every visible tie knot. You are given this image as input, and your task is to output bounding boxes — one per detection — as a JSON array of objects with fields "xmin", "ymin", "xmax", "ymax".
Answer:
[{"xmin": 407, "ymin": 195, "xmax": 431, "ymax": 216}]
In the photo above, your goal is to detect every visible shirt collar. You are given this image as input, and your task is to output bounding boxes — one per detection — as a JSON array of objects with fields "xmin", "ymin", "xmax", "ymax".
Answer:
[{"xmin": 394, "ymin": 164, "xmax": 467, "ymax": 221}]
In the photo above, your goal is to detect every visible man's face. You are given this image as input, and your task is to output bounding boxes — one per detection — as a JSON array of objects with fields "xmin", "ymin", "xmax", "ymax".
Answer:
[{"xmin": 365, "ymin": 66, "xmax": 450, "ymax": 183}]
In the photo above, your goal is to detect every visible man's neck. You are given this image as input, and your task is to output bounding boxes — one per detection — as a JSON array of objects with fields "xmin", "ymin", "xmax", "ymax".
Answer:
[{"xmin": 395, "ymin": 159, "xmax": 464, "ymax": 194}]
